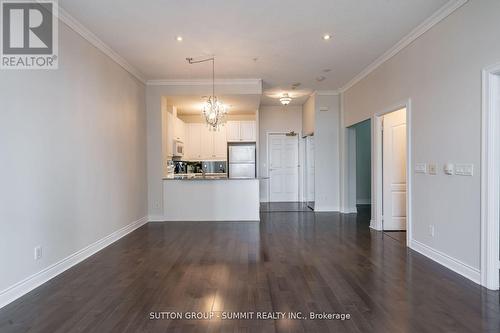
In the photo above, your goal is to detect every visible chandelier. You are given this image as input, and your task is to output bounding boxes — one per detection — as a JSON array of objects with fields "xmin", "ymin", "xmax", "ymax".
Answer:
[
  {"xmin": 187, "ymin": 56, "xmax": 228, "ymax": 130},
  {"xmin": 280, "ymin": 93, "xmax": 292, "ymax": 105}
]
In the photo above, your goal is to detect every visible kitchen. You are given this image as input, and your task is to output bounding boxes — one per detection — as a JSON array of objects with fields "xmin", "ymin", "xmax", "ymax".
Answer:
[{"xmin": 161, "ymin": 95, "xmax": 260, "ymax": 221}]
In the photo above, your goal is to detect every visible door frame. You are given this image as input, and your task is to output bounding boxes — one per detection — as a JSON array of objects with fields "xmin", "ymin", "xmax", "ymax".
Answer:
[
  {"xmin": 373, "ymin": 99, "xmax": 412, "ymax": 246},
  {"xmin": 480, "ymin": 63, "xmax": 500, "ymax": 290},
  {"xmin": 266, "ymin": 132, "xmax": 301, "ymax": 202}
]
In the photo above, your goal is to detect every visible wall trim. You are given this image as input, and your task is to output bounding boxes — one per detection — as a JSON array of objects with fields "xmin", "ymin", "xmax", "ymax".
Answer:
[
  {"xmin": 480, "ymin": 63, "xmax": 500, "ymax": 290},
  {"xmin": 313, "ymin": 90, "xmax": 341, "ymax": 96},
  {"xmin": 369, "ymin": 219, "xmax": 380, "ymax": 230},
  {"xmin": 146, "ymin": 78, "xmax": 262, "ymax": 87},
  {"xmin": 57, "ymin": 7, "xmax": 146, "ymax": 84},
  {"xmin": 410, "ymin": 239, "xmax": 480, "ymax": 285},
  {"xmin": 0, "ymin": 216, "xmax": 148, "ymax": 309},
  {"xmin": 314, "ymin": 206, "xmax": 340, "ymax": 212},
  {"xmin": 340, "ymin": 0, "xmax": 468, "ymax": 93},
  {"xmin": 341, "ymin": 207, "xmax": 357, "ymax": 214},
  {"xmin": 148, "ymin": 215, "xmax": 166, "ymax": 222}
]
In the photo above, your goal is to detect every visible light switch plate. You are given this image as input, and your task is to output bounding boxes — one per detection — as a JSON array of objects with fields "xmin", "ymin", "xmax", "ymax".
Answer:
[
  {"xmin": 455, "ymin": 164, "xmax": 473, "ymax": 176},
  {"xmin": 428, "ymin": 163, "xmax": 437, "ymax": 175},
  {"xmin": 415, "ymin": 163, "xmax": 427, "ymax": 174}
]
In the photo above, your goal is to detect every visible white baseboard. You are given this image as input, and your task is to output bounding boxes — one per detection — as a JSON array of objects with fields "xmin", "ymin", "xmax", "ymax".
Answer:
[
  {"xmin": 148, "ymin": 214, "xmax": 166, "ymax": 222},
  {"xmin": 369, "ymin": 219, "xmax": 381, "ymax": 230},
  {"xmin": 410, "ymin": 239, "xmax": 480, "ymax": 285},
  {"xmin": 0, "ymin": 216, "xmax": 148, "ymax": 309},
  {"xmin": 341, "ymin": 207, "xmax": 357, "ymax": 214},
  {"xmin": 314, "ymin": 206, "xmax": 340, "ymax": 212}
]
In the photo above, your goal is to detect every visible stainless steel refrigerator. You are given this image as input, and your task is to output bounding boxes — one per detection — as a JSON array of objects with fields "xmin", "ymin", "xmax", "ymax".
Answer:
[{"xmin": 228, "ymin": 143, "xmax": 256, "ymax": 179}]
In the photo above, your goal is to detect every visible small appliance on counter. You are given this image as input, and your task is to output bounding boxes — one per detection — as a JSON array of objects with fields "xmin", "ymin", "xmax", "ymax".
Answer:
[
  {"xmin": 173, "ymin": 161, "xmax": 203, "ymax": 174},
  {"xmin": 228, "ymin": 143, "xmax": 256, "ymax": 178},
  {"xmin": 166, "ymin": 160, "xmax": 175, "ymax": 178},
  {"xmin": 173, "ymin": 161, "xmax": 187, "ymax": 174}
]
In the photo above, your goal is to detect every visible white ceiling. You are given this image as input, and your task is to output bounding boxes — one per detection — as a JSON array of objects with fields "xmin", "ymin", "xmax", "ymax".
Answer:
[
  {"xmin": 60, "ymin": 0, "xmax": 448, "ymax": 105},
  {"xmin": 167, "ymin": 95, "xmax": 260, "ymax": 115}
]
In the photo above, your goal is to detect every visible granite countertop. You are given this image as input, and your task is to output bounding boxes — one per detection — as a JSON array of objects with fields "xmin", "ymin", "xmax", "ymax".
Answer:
[{"xmin": 163, "ymin": 173, "xmax": 259, "ymax": 181}]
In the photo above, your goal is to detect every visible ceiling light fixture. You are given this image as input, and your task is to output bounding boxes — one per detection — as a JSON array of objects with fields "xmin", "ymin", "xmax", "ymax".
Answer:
[
  {"xmin": 186, "ymin": 56, "xmax": 227, "ymax": 130},
  {"xmin": 323, "ymin": 34, "xmax": 331, "ymax": 40},
  {"xmin": 176, "ymin": 36, "xmax": 183, "ymax": 41},
  {"xmin": 280, "ymin": 93, "xmax": 292, "ymax": 106}
]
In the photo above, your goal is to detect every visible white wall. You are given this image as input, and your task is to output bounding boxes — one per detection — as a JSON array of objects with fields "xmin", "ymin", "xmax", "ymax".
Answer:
[
  {"xmin": 0, "ymin": 23, "xmax": 147, "ymax": 294},
  {"xmin": 258, "ymin": 105, "xmax": 303, "ymax": 202},
  {"xmin": 343, "ymin": 0, "xmax": 500, "ymax": 272},
  {"xmin": 314, "ymin": 94, "xmax": 341, "ymax": 211}
]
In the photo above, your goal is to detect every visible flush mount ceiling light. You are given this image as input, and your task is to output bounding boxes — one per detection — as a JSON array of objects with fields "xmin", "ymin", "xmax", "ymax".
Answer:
[
  {"xmin": 176, "ymin": 36, "xmax": 183, "ymax": 41},
  {"xmin": 186, "ymin": 56, "xmax": 227, "ymax": 130},
  {"xmin": 323, "ymin": 34, "xmax": 332, "ymax": 40},
  {"xmin": 280, "ymin": 93, "xmax": 292, "ymax": 106}
]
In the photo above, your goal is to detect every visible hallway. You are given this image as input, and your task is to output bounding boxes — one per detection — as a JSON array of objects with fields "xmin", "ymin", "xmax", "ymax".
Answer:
[{"xmin": 0, "ymin": 211, "xmax": 498, "ymax": 332}]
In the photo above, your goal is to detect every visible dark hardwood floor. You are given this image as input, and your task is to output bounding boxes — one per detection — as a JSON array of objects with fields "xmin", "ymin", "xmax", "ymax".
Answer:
[{"xmin": 0, "ymin": 210, "xmax": 499, "ymax": 332}]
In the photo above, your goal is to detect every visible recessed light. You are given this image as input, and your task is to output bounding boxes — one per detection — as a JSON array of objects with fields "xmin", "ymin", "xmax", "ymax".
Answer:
[
  {"xmin": 323, "ymin": 34, "xmax": 331, "ymax": 40},
  {"xmin": 316, "ymin": 76, "xmax": 326, "ymax": 82},
  {"xmin": 323, "ymin": 69, "xmax": 332, "ymax": 73},
  {"xmin": 176, "ymin": 36, "xmax": 183, "ymax": 42}
]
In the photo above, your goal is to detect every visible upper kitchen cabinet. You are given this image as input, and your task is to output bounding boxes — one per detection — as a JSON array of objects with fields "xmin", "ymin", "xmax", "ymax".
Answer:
[
  {"xmin": 213, "ymin": 126, "xmax": 227, "ymax": 159},
  {"xmin": 186, "ymin": 123, "xmax": 203, "ymax": 160},
  {"xmin": 174, "ymin": 117, "xmax": 186, "ymax": 143},
  {"xmin": 226, "ymin": 120, "xmax": 256, "ymax": 142},
  {"xmin": 186, "ymin": 124, "xmax": 228, "ymax": 160}
]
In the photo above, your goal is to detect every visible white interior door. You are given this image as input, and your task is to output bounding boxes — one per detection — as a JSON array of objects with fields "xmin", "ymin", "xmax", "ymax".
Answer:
[
  {"xmin": 269, "ymin": 134, "xmax": 299, "ymax": 202},
  {"xmin": 382, "ymin": 108, "xmax": 407, "ymax": 230}
]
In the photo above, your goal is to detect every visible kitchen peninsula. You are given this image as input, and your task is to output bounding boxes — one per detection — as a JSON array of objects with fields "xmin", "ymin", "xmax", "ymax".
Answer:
[
  {"xmin": 161, "ymin": 99, "xmax": 260, "ymax": 221},
  {"xmin": 163, "ymin": 176, "xmax": 259, "ymax": 221}
]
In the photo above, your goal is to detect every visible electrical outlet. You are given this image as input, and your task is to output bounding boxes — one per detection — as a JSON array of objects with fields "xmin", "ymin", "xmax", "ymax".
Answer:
[
  {"xmin": 34, "ymin": 246, "xmax": 42, "ymax": 261},
  {"xmin": 154, "ymin": 201, "xmax": 160, "ymax": 209},
  {"xmin": 429, "ymin": 225, "xmax": 435, "ymax": 238}
]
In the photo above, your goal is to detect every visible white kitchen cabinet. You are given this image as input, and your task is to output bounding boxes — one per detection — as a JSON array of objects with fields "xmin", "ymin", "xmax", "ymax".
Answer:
[
  {"xmin": 226, "ymin": 120, "xmax": 256, "ymax": 142},
  {"xmin": 240, "ymin": 121, "xmax": 256, "ymax": 141},
  {"xmin": 201, "ymin": 126, "xmax": 214, "ymax": 158},
  {"xmin": 186, "ymin": 123, "xmax": 203, "ymax": 160},
  {"xmin": 174, "ymin": 117, "xmax": 186, "ymax": 142},
  {"xmin": 213, "ymin": 126, "xmax": 227, "ymax": 159},
  {"xmin": 226, "ymin": 121, "xmax": 241, "ymax": 142},
  {"xmin": 185, "ymin": 123, "xmax": 228, "ymax": 160}
]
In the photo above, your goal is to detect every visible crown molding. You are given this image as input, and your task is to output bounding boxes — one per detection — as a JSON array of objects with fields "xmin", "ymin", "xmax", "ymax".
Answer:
[
  {"xmin": 146, "ymin": 78, "xmax": 262, "ymax": 87},
  {"xmin": 340, "ymin": 0, "xmax": 468, "ymax": 93},
  {"xmin": 58, "ymin": 7, "xmax": 147, "ymax": 84},
  {"xmin": 313, "ymin": 90, "xmax": 341, "ymax": 96}
]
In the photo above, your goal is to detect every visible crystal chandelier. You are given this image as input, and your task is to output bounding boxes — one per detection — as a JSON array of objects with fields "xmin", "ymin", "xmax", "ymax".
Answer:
[
  {"xmin": 280, "ymin": 93, "xmax": 292, "ymax": 105},
  {"xmin": 187, "ymin": 56, "xmax": 228, "ymax": 130}
]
